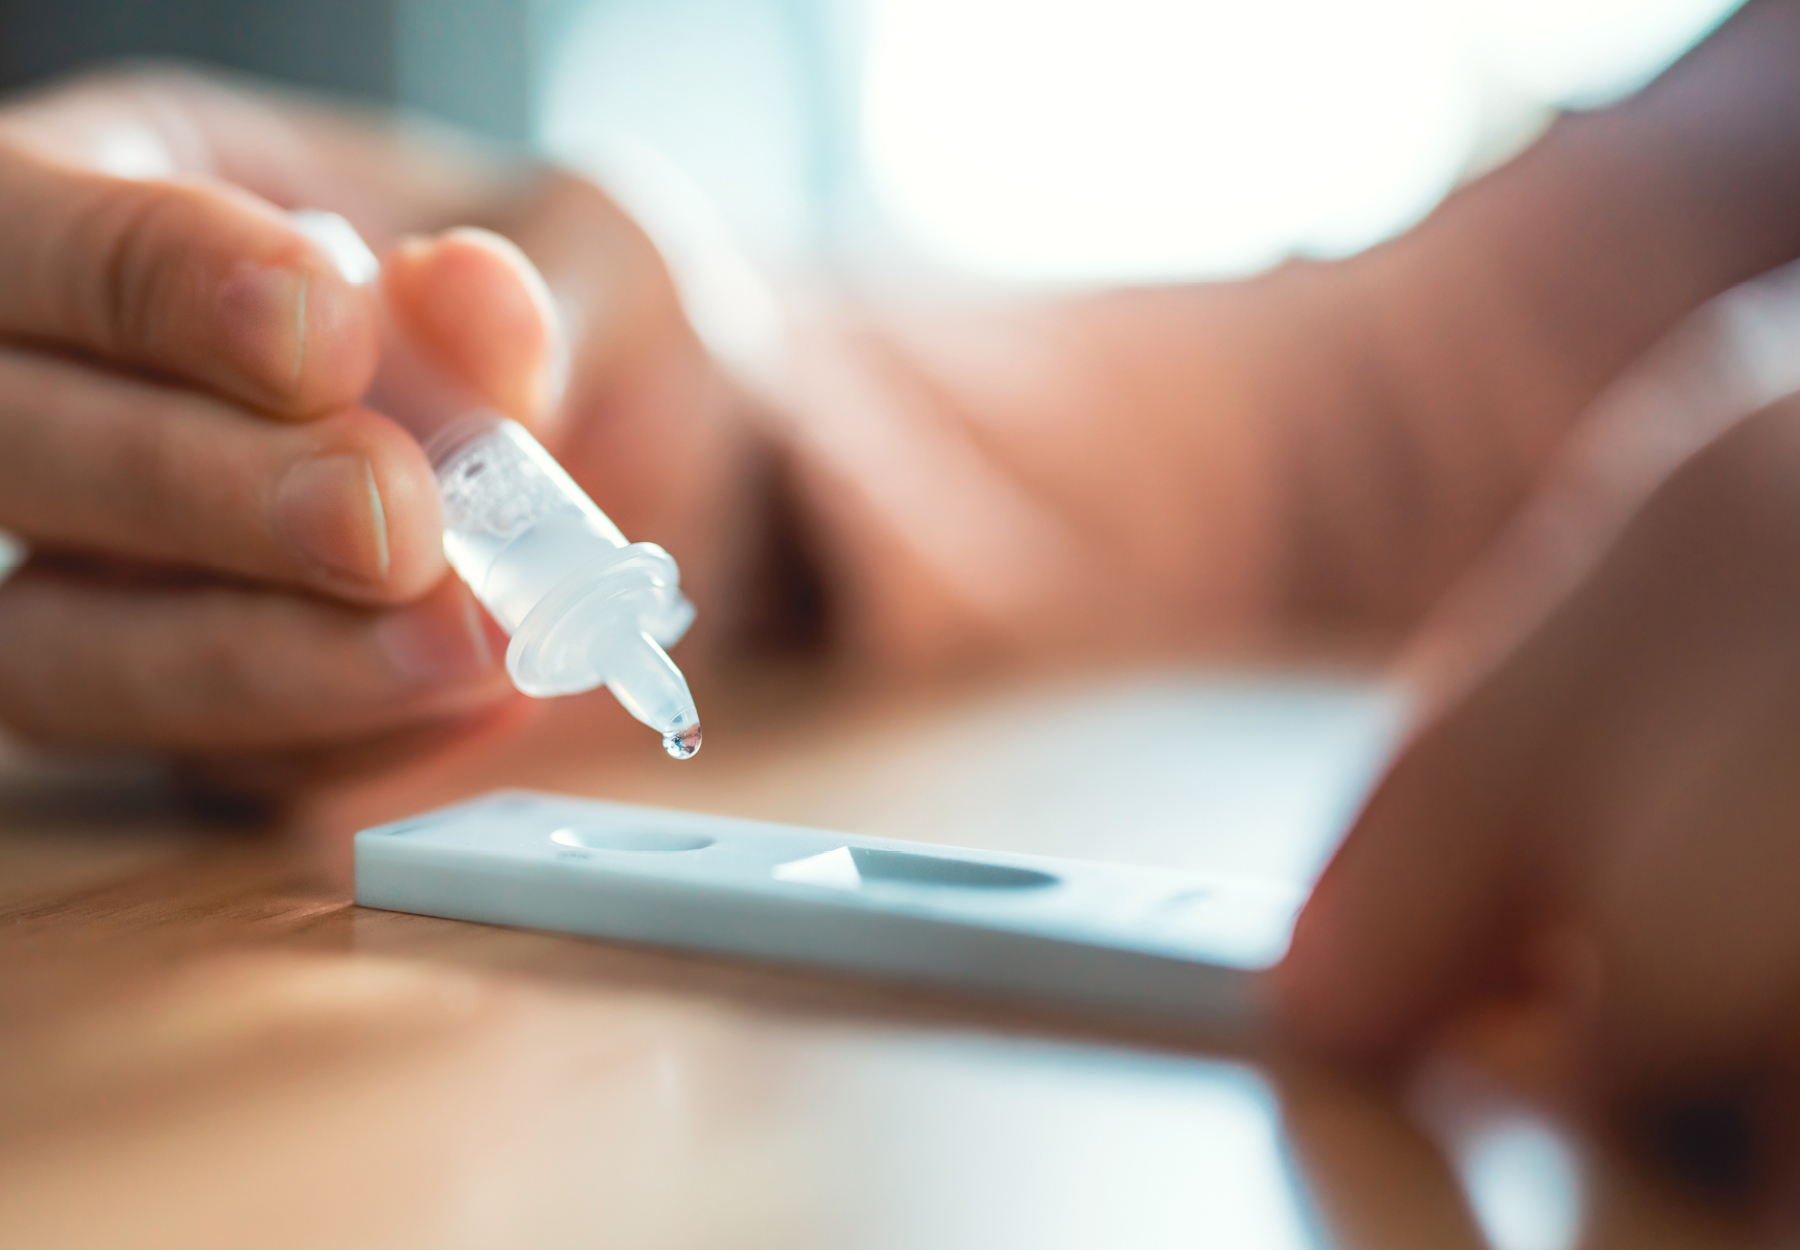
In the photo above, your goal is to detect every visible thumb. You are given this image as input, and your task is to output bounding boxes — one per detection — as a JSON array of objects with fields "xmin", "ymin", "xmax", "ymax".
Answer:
[
  {"xmin": 1273, "ymin": 693, "xmax": 1541, "ymax": 1066},
  {"xmin": 379, "ymin": 227, "xmax": 566, "ymax": 435}
]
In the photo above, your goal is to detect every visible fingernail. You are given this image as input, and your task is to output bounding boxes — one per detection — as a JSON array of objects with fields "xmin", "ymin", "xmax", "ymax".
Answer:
[
  {"xmin": 288, "ymin": 210, "xmax": 379, "ymax": 286},
  {"xmin": 218, "ymin": 261, "xmax": 308, "ymax": 391},
  {"xmin": 536, "ymin": 290, "xmax": 574, "ymax": 426},
  {"xmin": 373, "ymin": 590, "xmax": 498, "ymax": 687},
  {"xmin": 274, "ymin": 454, "xmax": 390, "ymax": 586}
]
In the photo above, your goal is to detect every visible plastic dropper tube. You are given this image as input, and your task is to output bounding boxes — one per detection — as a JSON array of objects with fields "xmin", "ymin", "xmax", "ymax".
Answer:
[
  {"xmin": 428, "ymin": 413, "xmax": 702, "ymax": 758},
  {"xmin": 291, "ymin": 211, "xmax": 702, "ymax": 758}
]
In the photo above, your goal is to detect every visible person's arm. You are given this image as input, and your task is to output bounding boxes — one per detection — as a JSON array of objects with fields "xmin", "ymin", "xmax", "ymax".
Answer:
[
  {"xmin": 1276, "ymin": 394, "xmax": 1800, "ymax": 1194},
  {"xmin": 1256, "ymin": 2, "xmax": 1800, "ymax": 1190},
  {"xmin": 757, "ymin": 0, "xmax": 1800, "ymax": 671}
]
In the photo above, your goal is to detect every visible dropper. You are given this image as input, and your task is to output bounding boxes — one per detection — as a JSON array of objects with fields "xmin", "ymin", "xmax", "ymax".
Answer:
[{"xmin": 292, "ymin": 211, "xmax": 703, "ymax": 758}]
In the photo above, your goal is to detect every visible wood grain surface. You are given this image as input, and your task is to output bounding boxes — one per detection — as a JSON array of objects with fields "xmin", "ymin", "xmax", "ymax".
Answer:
[{"xmin": 0, "ymin": 669, "xmax": 1769, "ymax": 1248}]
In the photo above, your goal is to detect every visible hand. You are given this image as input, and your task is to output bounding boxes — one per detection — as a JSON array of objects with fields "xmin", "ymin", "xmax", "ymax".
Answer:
[
  {"xmin": 0, "ymin": 69, "xmax": 746, "ymax": 780},
  {"xmin": 1277, "ymin": 395, "xmax": 1800, "ymax": 1193}
]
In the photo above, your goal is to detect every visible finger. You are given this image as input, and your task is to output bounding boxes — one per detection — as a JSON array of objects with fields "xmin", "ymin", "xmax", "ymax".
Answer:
[
  {"xmin": 1565, "ymin": 403, "xmax": 1800, "ymax": 1101},
  {"xmin": 1274, "ymin": 685, "xmax": 1546, "ymax": 1065},
  {"xmin": 0, "ymin": 144, "xmax": 376, "ymax": 416},
  {"xmin": 0, "ymin": 569, "xmax": 511, "ymax": 753},
  {"xmin": 0, "ymin": 348, "xmax": 444, "ymax": 604},
  {"xmin": 381, "ymin": 228, "xmax": 564, "ymax": 429}
]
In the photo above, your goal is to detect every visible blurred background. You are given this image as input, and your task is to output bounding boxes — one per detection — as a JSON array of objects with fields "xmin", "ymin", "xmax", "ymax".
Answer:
[{"xmin": 0, "ymin": 0, "xmax": 1743, "ymax": 290}]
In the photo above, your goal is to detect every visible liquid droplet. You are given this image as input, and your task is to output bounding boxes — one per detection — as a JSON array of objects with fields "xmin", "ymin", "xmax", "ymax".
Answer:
[{"xmin": 663, "ymin": 723, "xmax": 702, "ymax": 760}]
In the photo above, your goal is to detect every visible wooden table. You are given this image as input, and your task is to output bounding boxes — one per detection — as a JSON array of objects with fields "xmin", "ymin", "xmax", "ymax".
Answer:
[{"xmin": 0, "ymin": 668, "xmax": 1767, "ymax": 1248}]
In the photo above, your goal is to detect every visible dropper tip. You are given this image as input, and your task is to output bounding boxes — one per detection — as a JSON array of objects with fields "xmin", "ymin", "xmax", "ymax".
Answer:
[{"xmin": 662, "ymin": 722, "xmax": 702, "ymax": 760}]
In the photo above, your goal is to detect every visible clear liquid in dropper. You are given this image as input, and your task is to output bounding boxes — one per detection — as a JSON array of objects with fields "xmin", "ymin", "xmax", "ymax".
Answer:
[{"xmin": 663, "ymin": 723, "xmax": 703, "ymax": 760}]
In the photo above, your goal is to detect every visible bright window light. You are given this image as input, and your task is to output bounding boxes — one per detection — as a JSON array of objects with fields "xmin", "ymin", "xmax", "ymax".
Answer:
[
  {"xmin": 1469, "ymin": 0, "xmax": 1740, "ymax": 106},
  {"xmin": 861, "ymin": 0, "xmax": 1742, "ymax": 285}
]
